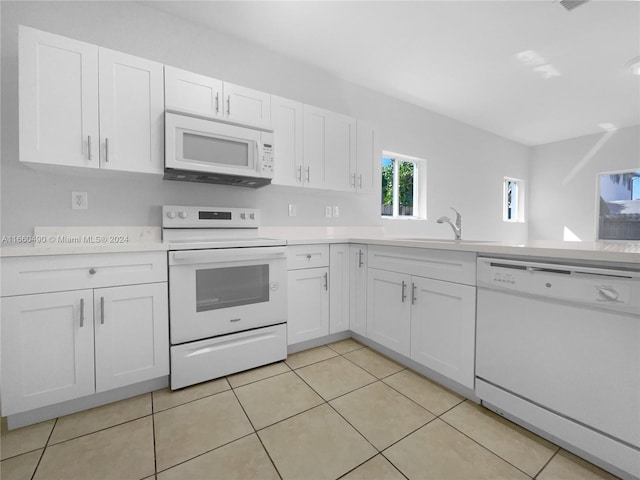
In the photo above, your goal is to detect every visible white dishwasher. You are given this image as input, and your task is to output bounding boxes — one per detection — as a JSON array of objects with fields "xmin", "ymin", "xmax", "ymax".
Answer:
[{"xmin": 476, "ymin": 257, "xmax": 640, "ymax": 480}]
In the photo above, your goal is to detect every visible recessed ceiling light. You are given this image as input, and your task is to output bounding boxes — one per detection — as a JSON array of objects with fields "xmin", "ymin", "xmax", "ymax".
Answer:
[{"xmin": 626, "ymin": 57, "xmax": 640, "ymax": 76}]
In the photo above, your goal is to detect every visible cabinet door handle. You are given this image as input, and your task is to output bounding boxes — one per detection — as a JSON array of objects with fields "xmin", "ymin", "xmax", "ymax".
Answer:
[
  {"xmin": 215, "ymin": 93, "xmax": 219, "ymax": 114},
  {"xmin": 358, "ymin": 174, "xmax": 363, "ymax": 188},
  {"xmin": 87, "ymin": 136, "xmax": 92, "ymax": 161},
  {"xmin": 297, "ymin": 165, "xmax": 302, "ymax": 182},
  {"xmin": 411, "ymin": 283, "xmax": 417, "ymax": 305},
  {"xmin": 227, "ymin": 96, "xmax": 231, "ymax": 115},
  {"xmin": 351, "ymin": 173, "xmax": 356, "ymax": 187},
  {"xmin": 401, "ymin": 281, "xmax": 407, "ymax": 302},
  {"xmin": 305, "ymin": 166, "xmax": 310, "ymax": 183},
  {"xmin": 105, "ymin": 138, "xmax": 109, "ymax": 163},
  {"xmin": 80, "ymin": 298, "xmax": 85, "ymax": 327},
  {"xmin": 358, "ymin": 250, "xmax": 363, "ymax": 268},
  {"xmin": 324, "ymin": 272, "xmax": 328, "ymax": 290},
  {"xmin": 100, "ymin": 296, "xmax": 105, "ymax": 325}
]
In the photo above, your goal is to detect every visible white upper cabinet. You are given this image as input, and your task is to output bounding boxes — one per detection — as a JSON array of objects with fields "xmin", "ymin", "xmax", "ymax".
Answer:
[
  {"xmin": 164, "ymin": 65, "xmax": 271, "ymax": 129},
  {"xmin": 19, "ymin": 26, "xmax": 164, "ymax": 174},
  {"xmin": 271, "ymin": 95, "xmax": 304, "ymax": 187},
  {"xmin": 353, "ymin": 121, "xmax": 379, "ymax": 194},
  {"xmin": 164, "ymin": 66, "xmax": 223, "ymax": 117},
  {"xmin": 99, "ymin": 49, "xmax": 164, "ymax": 174},
  {"xmin": 224, "ymin": 82, "xmax": 271, "ymax": 129},
  {"xmin": 302, "ymin": 105, "xmax": 356, "ymax": 191},
  {"xmin": 19, "ymin": 26, "xmax": 99, "ymax": 168}
]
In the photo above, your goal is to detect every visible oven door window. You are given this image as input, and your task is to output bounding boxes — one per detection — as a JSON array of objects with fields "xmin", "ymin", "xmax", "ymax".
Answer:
[
  {"xmin": 182, "ymin": 131, "xmax": 251, "ymax": 168},
  {"xmin": 195, "ymin": 264, "xmax": 269, "ymax": 312}
]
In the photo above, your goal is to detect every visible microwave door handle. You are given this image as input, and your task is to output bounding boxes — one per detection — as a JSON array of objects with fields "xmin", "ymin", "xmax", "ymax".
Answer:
[{"xmin": 255, "ymin": 141, "xmax": 260, "ymax": 172}]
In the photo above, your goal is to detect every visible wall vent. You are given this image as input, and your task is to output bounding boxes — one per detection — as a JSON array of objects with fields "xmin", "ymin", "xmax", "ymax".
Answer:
[{"xmin": 559, "ymin": 0, "xmax": 589, "ymax": 11}]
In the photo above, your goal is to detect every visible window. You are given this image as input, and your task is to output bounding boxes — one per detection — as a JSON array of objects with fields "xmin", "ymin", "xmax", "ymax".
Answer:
[
  {"xmin": 381, "ymin": 152, "xmax": 425, "ymax": 218},
  {"xmin": 598, "ymin": 169, "xmax": 640, "ymax": 240},
  {"xmin": 503, "ymin": 177, "xmax": 525, "ymax": 222}
]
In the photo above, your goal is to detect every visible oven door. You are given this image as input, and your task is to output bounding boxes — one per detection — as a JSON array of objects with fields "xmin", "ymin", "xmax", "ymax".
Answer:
[{"xmin": 169, "ymin": 247, "xmax": 286, "ymax": 344}]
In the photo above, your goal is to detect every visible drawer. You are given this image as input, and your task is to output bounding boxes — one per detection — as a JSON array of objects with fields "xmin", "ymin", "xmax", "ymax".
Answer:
[
  {"xmin": 170, "ymin": 323, "xmax": 287, "ymax": 389},
  {"xmin": 287, "ymin": 244, "xmax": 329, "ymax": 270},
  {"xmin": 368, "ymin": 245, "xmax": 476, "ymax": 286},
  {"xmin": 1, "ymin": 251, "xmax": 167, "ymax": 296}
]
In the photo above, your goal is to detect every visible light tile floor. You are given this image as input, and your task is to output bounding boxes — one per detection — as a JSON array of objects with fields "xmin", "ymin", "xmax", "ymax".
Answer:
[{"xmin": 1, "ymin": 339, "xmax": 620, "ymax": 480}]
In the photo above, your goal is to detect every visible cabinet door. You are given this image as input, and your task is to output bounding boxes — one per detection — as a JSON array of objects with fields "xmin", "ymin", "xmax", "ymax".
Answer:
[
  {"xmin": 302, "ymin": 105, "xmax": 328, "ymax": 189},
  {"xmin": 287, "ymin": 268, "xmax": 329, "ymax": 345},
  {"xmin": 164, "ymin": 65, "xmax": 223, "ymax": 118},
  {"xmin": 355, "ymin": 121, "xmax": 379, "ymax": 194},
  {"xmin": 271, "ymin": 95, "xmax": 304, "ymax": 187},
  {"xmin": 94, "ymin": 283, "xmax": 169, "ymax": 392},
  {"xmin": 410, "ymin": 277, "xmax": 476, "ymax": 389},
  {"xmin": 19, "ymin": 26, "xmax": 99, "ymax": 168},
  {"xmin": 349, "ymin": 245, "xmax": 368, "ymax": 337},
  {"xmin": 1, "ymin": 290, "xmax": 95, "ymax": 416},
  {"xmin": 366, "ymin": 269, "xmax": 411, "ymax": 356},
  {"xmin": 98, "ymin": 48, "xmax": 164, "ymax": 174},
  {"xmin": 325, "ymin": 112, "xmax": 356, "ymax": 192},
  {"xmin": 223, "ymin": 82, "xmax": 271, "ymax": 129},
  {"xmin": 329, "ymin": 244, "xmax": 350, "ymax": 334}
]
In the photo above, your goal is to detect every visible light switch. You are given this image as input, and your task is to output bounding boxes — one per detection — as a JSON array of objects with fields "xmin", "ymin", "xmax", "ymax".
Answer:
[
  {"xmin": 333, "ymin": 206, "xmax": 340, "ymax": 218},
  {"xmin": 72, "ymin": 192, "xmax": 88, "ymax": 210},
  {"xmin": 325, "ymin": 205, "xmax": 332, "ymax": 218},
  {"xmin": 288, "ymin": 204, "xmax": 297, "ymax": 217}
]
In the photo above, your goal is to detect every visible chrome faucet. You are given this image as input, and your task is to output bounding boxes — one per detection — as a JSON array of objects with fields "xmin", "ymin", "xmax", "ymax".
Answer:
[{"xmin": 437, "ymin": 207, "xmax": 462, "ymax": 240}]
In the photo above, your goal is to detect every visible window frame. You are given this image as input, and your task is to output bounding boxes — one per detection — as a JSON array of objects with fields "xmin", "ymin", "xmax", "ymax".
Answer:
[
  {"xmin": 596, "ymin": 168, "xmax": 640, "ymax": 241},
  {"xmin": 381, "ymin": 151, "xmax": 426, "ymax": 220},
  {"xmin": 503, "ymin": 177, "xmax": 525, "ymax": 223}
]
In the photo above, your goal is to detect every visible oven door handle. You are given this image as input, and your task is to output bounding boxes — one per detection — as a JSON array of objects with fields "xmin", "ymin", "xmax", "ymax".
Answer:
[{"xmin": 170, "ymin": 247, "xmax": 287, "ymax": 265}]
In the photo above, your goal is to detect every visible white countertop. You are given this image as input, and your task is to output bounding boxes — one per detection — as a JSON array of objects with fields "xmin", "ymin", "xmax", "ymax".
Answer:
[{"xmin": 1, "ymin": 226, "xmax": 638, "ymax": 264}]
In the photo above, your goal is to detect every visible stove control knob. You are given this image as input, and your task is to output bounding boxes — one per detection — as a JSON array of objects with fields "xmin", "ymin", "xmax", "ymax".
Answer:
[
  {"xmin": 240, "ymin": 213, "xmax": 247, "ymax": 219},
  {"xmin": 178, "ymin": 211, "xmax": 188, "ymax": 219},
  {"xmin": 166, "ymin": 211, "xmax": 176, "ymax": 219},
  {"xmin": 249, "ymin": 213, "xmax": 255, "ymax": 220}
]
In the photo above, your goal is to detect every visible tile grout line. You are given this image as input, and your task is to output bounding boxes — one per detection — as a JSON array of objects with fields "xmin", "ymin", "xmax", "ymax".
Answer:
[
  {"xmin": 227, "ymin": 380, "xmax": 284, "ymax": 480},
  {"xmin": 532, "ymin": 447, "xmax": 561, "ymax": 479},
  {"xmin": 28, "ymin": 417, "xmax": 57, "ymax": 480},
  {"xmin": 151, "ymin": 393, "xmax": 158, "ymax": 477},
  {"xmin": 437, "ymin": 409, "xmax": 538, "ymax": 479}
]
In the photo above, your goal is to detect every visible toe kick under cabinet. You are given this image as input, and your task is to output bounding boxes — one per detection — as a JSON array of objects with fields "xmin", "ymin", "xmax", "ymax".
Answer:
[{"xmin": 0, "ymin": 252, "xmax": 169, "ymax": 416}]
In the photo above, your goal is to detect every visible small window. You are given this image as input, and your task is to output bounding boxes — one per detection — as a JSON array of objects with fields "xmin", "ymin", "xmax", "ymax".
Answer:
[
  {"xmin": 381, "ymin": 152, "xmax": 425, "ymax": 218},
  {"xmin": 503, "ymin": 177, "xmax": 525, "ymax": 222},
  {"xmin": 598, "ymin": 169, "xmax": 640, "ymax": 240}
]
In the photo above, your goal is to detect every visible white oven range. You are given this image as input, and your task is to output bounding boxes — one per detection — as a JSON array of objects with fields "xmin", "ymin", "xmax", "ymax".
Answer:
[{"xmin": 163, "ymin": 205, "xmax": 287, "ymax": 389}]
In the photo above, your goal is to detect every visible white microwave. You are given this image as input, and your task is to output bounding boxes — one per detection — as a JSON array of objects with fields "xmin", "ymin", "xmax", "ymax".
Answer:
[{"xmin": 164, "ymin": 112, "xmax": 274, "ymax": 187}]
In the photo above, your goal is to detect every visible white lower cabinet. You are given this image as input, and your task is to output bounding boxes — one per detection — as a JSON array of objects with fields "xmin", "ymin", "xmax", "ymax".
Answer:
[
  {"xmin": 329, "ymin": 244, "xmax": 350, "ymax": 334},
  {"xmin": 1, "ymin": 290, "xmax": 96, "ymax": 414},
  {"xmin": 366, "ymin": 268, "xmax": 412, "ymax": 356},
  {"xmin": 349, "ymin": 244, "xmax": 367, "ymax": 336},
  {"xmin": 94, "ymin": 283, "xmax": 169, "ymax": 392},
  {"xmin": 1, "ymin": 252, "xmax": 169, "ymax": 417},
  {"xmin": 410, "ymin": 277, "xmax": 476, "ymax": 389},
  {"xmin": 287, "ymin": 267, "xmax": 329, "ymax": 344}
]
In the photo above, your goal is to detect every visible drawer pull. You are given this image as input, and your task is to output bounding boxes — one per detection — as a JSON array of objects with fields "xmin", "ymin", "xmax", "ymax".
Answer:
[
  {"xmin": 401, "ymin": 281, "xmax": 407, "ymax": 303},
  {"xmin": 100, "ymin": 296, "xmax": 105, "ymax": 325},
  {"xmin": 324, "ymin": 272, "xmax": 328, "ymax": 290},
  {"xmin": 80, "ymin": 298, "xmax": 85, "ymax": 327},
  {"xmin": 230, "ymin": 318, "xmax": 241, "ymax": 323},
  {"xmin": 89, "ymin": 268, "xmax": 96, "ymax": 275},
  {"xmin": 306, "ymin": 254, "xmax": 312, "ymax": 259}
]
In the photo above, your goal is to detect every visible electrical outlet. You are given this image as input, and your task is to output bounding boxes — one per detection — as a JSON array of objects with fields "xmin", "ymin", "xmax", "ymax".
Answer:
[
  {"xmin": 288, "ymin": 204, "xmax": 297, "ymax": 217},
  {"xmin": 72, "ymin": 192, "xmax": 88, "ymax": 210},
  {"xmin": 333, "ymin": 206, "xmax": 340, "ymax": 218},
  {"xmin": 325, "ymin": 205, "xmax": 333, "ymax": 218}
]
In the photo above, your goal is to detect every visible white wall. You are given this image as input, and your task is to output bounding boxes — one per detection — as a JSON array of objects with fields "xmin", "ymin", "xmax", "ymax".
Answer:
[
  {"xmin": 1, "ymin": 1, "xmax": 529, "ymax": 242},
  {"xmin": 528, "ymin": 125, "xmax": 640, "ymax": 241}
]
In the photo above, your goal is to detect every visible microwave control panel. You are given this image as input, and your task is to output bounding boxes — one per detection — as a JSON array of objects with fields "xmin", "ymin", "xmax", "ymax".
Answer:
[{"xmin": 261, "ymin": 142, "xmax": 274, "ymax": 174}]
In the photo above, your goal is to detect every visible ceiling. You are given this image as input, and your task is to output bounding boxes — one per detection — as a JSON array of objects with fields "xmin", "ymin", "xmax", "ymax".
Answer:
[{"xmin": 147, "ymin": 1, "xmax": 639, "ymax": 146}]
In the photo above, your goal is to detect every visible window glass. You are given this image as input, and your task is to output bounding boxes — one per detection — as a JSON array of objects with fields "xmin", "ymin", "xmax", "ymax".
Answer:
[
  {"xmin": 381, "ymin": 154, "xmax": 420, "ymax": 218},
  {"xmin": 503, "ymin": 177, "xmax": 524, "ymax": 222},
  {"xmin": 598, "ymin": 170, "xmax": 640, "ymax": 240}
]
